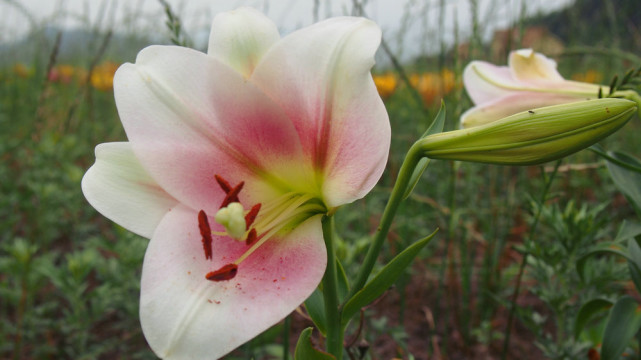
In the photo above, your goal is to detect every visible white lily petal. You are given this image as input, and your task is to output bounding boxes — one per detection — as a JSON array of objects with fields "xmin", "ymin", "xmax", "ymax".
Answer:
[
  {"xmin": 140, "ymin": 205, "xmax": 325, "ymax": 360},
  {"xmin": 509, "ymin": 48, "xmax": 564, "ymax": 82},
  {"xmin": 252, "ymin": 16, "xmax": 390, "ymax": 207},
  {"xmin": 114, "ymin": 45, "xmax": 307, "ymax": 213},
  {"xmin": 463, "ymin": 61, "xmax": 525, "ymax": 105},
  {"xmin": 460, "ymin": 92, "xmax": 586, "ymax": 128},
  {"xmin": 207, "ymin": 7, "xmax": 280, "ymax": 77},
  {"xmin": 81, "ymin": 142, "xmax": 178, "ymax": 238}
]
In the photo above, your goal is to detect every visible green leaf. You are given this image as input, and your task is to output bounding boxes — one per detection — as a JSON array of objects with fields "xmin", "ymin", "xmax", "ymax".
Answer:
[
  {"xmin": 576, "ymin": 244, "xmax": 629, "ymax": 282},
  {"xmin": 420, "ymin": 101, "xmax": 447, "ymax": 139},
  {"xmin": 403, "ymin": 157, "xmax": 431, "ymax": 200},
  {"xmin": 294, "ymin": 328, "xmax": 335, "ymax": 360},
  {"xmin": 304, "ymin": 288, "xmax": 327, "ymax": 336},
  {"xmin": 574, "ymin": 298, "xmax": 613, "ymax": 339},
  {"xmin": 336, "ymin": 258, "xmax": 350, "ymax": 303},
  {"xmin": 341, "ymin": 229, "xmax": 438, "ymax": 325},
  {"xmin": 605, "ymin": 151, "xmax": 641, "ymax": 214},
  {"xmin": 601, "ymin": 296, "xmax": 641, "ymax": 360},
  {"xmin": 627, "ymin": 238, "xmax": 641, "ymax": 293},
  {"xmin": 403, "ymin": 101, "xmax": 446, "ymax": 199},
  {"xmin": 614, "ymin": 220, "xmax": 641, "ymax": 242}
]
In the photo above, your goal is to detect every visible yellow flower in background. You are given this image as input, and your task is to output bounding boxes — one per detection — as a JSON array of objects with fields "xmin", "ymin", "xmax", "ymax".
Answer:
[
  {"xmin": 13, "ymin": 63, "xmax": 34, "ymax": 78},
  {"xmin": 90, "ymin": 61, "xmax": 119, "ymax": 91},
  {"xmin": 373, "ymin": 72, "xmax": 397, "ymax": 99}
]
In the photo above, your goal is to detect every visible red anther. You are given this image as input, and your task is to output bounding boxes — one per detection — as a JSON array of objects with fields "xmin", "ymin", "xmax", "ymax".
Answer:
[
  {"xmin": 214, "ymin": 174, "xmax": 232, "ymax": 193},
  {"xmin": 206, "ymin": 263, "xmax": 238, "ymax": 281},
  {"xmin": 245, "ymin": 228, "xmax": 258, "ymax": 246},
  {"xmin": 198, "ymin": 210, "xmax": 213, "ymax": 260},
  {"xmin": 219, "ymin": 181, "xmax": 244, "ymax": 208},
  {"xmin": 245, "ymin": 203, "xmax": 262, "ymax": 229}
]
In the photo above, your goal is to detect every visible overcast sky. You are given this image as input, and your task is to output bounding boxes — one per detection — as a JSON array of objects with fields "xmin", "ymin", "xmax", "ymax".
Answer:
[{"xmin": 0, "ymin": 0, "xmax": 574, "ymax": 59}]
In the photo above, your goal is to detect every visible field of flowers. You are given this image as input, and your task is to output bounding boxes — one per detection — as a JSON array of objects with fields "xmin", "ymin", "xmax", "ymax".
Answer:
[{"xmin": 2, "ymin": 0, "xmax": 641, "ymax": 359}]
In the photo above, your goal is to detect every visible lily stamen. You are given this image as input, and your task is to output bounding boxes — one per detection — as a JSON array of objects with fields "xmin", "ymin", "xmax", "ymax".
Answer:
[
  {"xmin": 198, "ymin": 210, "xmax": 213, "ymax": 260},
  {"xmin": 206, "ymin": 263, "xmax": 238, "ymax": 281},
  {"xmin": 233, "ymin": 199, "xmax": 325, "ymax": 265},
  {"xmin": 204, "ymin": 178, "xmax": 326, "ymax": 282}
]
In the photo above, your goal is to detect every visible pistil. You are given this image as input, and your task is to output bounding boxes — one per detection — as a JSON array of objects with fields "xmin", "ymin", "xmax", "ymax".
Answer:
[{"xmin": 200, "ymin": 175, "xmax": 326, "ymax": 282}]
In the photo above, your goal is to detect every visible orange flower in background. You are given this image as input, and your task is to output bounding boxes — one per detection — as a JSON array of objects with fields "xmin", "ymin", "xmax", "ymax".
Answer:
[
  {"xmin": 571, "ymin": 69, "xmax": 603, "ymax": 84},
  {"xmin": 13, "ymin": 63, "xmax": 34, "ymax": 78},
  {"xmin": 410, "ymin": 69, "xmax": 457, "ymax": 105},
  {"xmin": 373, "ymin": 72, "xmax": 397, "ymax": 99},
  {"xmin": 48, "ymin": 64, "xmax": 76, "ymax": 84},
  {"xmin": 90, "ymin": 61, "xmax": 119, "ymax": 91}
]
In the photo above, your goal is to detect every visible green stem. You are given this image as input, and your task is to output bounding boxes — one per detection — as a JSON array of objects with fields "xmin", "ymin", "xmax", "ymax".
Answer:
[
  {"xmin": 283, "ymin": 315, "xmax": 291, "ymax": 360},
  {"xmin": 345, "ymin": 142, "xmax": 423, "ymax": 301},
  {"xmin": 500, "ymin": 160, "xmax": 562, "ymax": 360},
  {"xmin": 321, "ymin": 215, "xmax": 343, "ymax": 359},
  {"xmin": 589, "ymin": 146, "xmax": 641, "ymax": 173}
]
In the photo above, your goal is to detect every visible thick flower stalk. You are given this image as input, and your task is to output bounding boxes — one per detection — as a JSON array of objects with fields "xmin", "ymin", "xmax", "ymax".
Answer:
[
  {"xmin": 461, "ymin": 48, "xmax": 608, "ymax": 128},
  {"xmin": 82, "ymin": 7, "xmax": 389, "ymax": 360}
]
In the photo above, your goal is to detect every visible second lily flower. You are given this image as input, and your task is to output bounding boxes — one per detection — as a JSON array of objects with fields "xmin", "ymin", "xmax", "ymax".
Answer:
[{"xmin": 461, "ymin": 48, "xmax": 607, "ymax": 128}]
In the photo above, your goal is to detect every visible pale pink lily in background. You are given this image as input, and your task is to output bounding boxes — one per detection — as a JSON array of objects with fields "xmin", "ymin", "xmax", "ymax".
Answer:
[
  {"xmin": 81, "ymin": 7, "xmax": 389, "ymax": 360},
  {"xmin": 461, "ymin": 48, "xmax": 607, "ymax": 128}
]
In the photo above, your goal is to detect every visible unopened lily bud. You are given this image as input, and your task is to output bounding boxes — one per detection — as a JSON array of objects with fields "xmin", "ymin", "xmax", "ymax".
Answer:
[{"xmin": 419, "ymin": 98, "xmax": 636, "ymax": 165}]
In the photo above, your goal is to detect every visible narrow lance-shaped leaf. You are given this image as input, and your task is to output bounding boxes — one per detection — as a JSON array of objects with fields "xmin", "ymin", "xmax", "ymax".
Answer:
[
  {"xmin": 576, "ymin": 243, "xmax": 630, "ymax": 282},
  {"xmin": 336, "ymin": 257, "xmax": 350, "ymax": 303},
  {"xmin": 627, "ymin": 237, "xmax": 641, "ymax": 294},
  {"xmin": 601, "ymin": 296, "xmax": 641, "ymax": 360},
  {"xmin": 403, "ymin": 101, "xmax": 446, "ymax": 199},
  {"xmin": 605, "ymin": 151, "xmax": 641, "ymax": 216},
  {"xmin": 304, "ymin": 288, "xmax": 327, "ymax": 336},
  {"xmin": 294, "ymin": 328, "xmax": 335, "ymax": 360},
  {"xmin": 574, "ymin": 298, "xmax": 613, "ymax": 339},
  {"xmin": 613, "ymin": 220, "xmax": 641, "ymax": 243},
  {"xmin": 341, "ymin": 229, "xmax": 438, "ymax": 325}
]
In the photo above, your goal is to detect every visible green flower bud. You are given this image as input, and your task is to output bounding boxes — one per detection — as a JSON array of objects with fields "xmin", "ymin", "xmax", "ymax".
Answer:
[{"xmin": 419, "ymin": 98, "xmax": 636, "ymax": 165}]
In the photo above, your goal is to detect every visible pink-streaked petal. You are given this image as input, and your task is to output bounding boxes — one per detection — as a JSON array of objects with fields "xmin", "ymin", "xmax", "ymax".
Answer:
[
  {"xmin": 139, "ymin": 205, "xmax": 325, "ymax": 360},
  {"xmin": 509, "ymin": 48, "xmax": 564, "ymax": 83},
  {"xmin": 81, "ymin": 142, "xmax": 178, "ymax": 238},
  {"xmin": 252, "ymin": 17, "xmax": 390, "ymax": 207},
  {"xmin": 207, "ymin": 7, "xmax": 280, "ymax": 77},
  {"xmin": 463, "ymin": 61, "xmax": 525, "ymax": 105},
  {"xmin": 114, "ymin": 45, "xmax": 310, "ymax": 213},
  {"xmin": 460, "ymin": 92, "xmax": 586, "ymax": 128}
]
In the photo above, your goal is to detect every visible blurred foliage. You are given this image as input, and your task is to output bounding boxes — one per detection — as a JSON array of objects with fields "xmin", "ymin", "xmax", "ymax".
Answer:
[{"xmin": 1, "ymin": 0, "xmax": 641, "ymax": 359}]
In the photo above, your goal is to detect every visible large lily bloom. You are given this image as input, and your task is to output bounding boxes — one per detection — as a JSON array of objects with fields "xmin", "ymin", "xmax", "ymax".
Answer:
[
  {"xmin": 461, "ymin": 48, "xmax": 607, "ymax": 128},
  {"xmin": 81, "ymin": 7, "xmax": 389, "ymax": 360}
]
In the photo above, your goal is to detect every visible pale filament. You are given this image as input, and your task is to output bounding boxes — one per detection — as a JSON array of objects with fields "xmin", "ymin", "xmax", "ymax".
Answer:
[{"xmin": 212, "ymin": 191, "xmax": 325, "ymax": 265}]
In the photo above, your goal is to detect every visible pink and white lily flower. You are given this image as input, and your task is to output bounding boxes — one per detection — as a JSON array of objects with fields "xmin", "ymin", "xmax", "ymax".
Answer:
[
  {"xmin": 81, "ymin": 7, "xmax": 389, "ymax": 360},
  {"xmin": 461, "ymin": 48, "xmax": 607, "ymax": 128}
]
